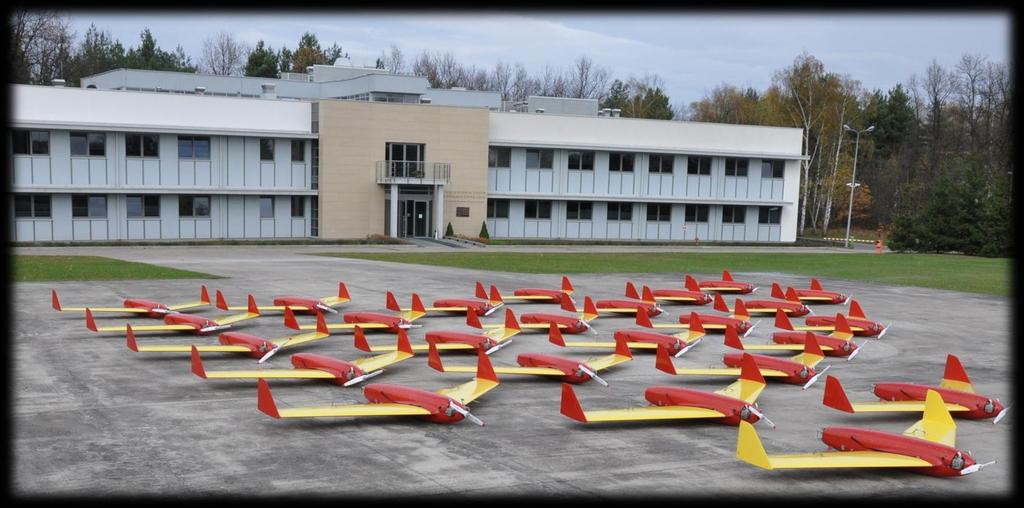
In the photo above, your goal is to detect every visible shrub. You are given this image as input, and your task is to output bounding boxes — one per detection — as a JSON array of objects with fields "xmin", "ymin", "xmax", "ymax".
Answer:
[
  {"xmin": 479, "ymin": 221, "xmax": 490, "ymax": 239},
  {"xmin": 445, "ymin": 222, "xmax": 454, "ymax": 237}
]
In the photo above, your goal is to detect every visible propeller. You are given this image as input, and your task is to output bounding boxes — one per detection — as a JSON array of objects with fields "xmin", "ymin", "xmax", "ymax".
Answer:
[
  {"xmin": 258, "ymin": 341, "xmax": 287, "ymax": 364},
  {"xmin": 743, "ymin": 320, "xmax": 760, "ymax": 337},
  {"xmin": 805, "ymin": 306, "xmax": 815, "ymax": 315},
  {"xmin": 843, "ymin": 296, "xmax": 852, "ymax": 305},
  {"xmin": 802, "ymin": 364, "xmax": 831, "ymax": 390},
  {"xmin": 846, "ymin": 341, "xmax": 866, "ymax": 361},
  {"xmin": 342, "ymin": 369, "xmax": 384, "ymax": 387},
  {"xmin": 448, "ymin": 400, "xmax": 484, "ymax": 426},
  {"xmin": 484, "ymin": 340, "xmax": 513, "ymax": 355},
  {"xmin": 877, "ymin": 323, "xmax": 892, "ymax": 339},
  {"xmin": 747, "ymin": 405, "xmax": 776, "ymax": 429},
  {"xmin": 398, "ymin": 323, "xmax": 423, "ymax": 329},
  {"xmin": 315, "ymin": 303, "xmax": 340, "ymax": 315},
  {"xmin": 751, "ymin": 286, "xmax": 759, "ymax": 293},
  {"xmin": 675, "ymin": 337, "xmax": 702, "ymax": 357},
  {"xmin": 960, "ymin": 460, "xmax": 996, "ymax": 476},
  {"xmin": 993, "ymin": 404, "xmax": 1011, "ymax": 424},
  {"xmin": 577, "ymin": 364, "xmax": 608, "ymax": 387},
  {"xmin": 581, "ymin": 320, "xmax": 598, "ymax": 335}
]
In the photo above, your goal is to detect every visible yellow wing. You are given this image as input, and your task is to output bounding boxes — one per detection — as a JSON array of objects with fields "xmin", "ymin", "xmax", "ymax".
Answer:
[
  {"xmin": 93, "ymin": 324, "xmax": 197, "ymax": 332},
  {"xmin": 845, "ymin": 401, "xmax": 970, "ymax": 413},
  {"xmin": 133, "ymin": 344, "xmax": 253, "ymax": 353},
  {"xmin": 788, "ymin": 352, "xmax": 825, "ymax": 368},
  {"xmin": 351, "ymin": 351, "xmax": 414, "ymax": 373},
  {"xmin": 214, "ymin": 311, "xmax": 260, "ymax": 326},
  {"xmin": 577, "ymin": 406, "xmax": 725, "ymax": 422},
  {"xmin": 270, "ymin": 330, "xmax": 330, "ymax": 349},
  {"xmin": 902, "ymin": 390, "xmax": 958, "ymax": 447},
  {"xmin": 437, "ymin": 365, "xmax": 566, "ymax": 376},
  {"xmin": 704, "ymin": 287, "xmax": 746, "ymax": 292},
  {"xmin": 319, "ymin": 296, "xmax": 350, "ymax": 306},
  {"xmin": 653, "ymin": 296, "xmax": 699, "ymax": 302},
  {"xmin": 737, "ymin": 421, "xmax": 932, "ymax": 470},
  {"xmin": 582, "ymin": 352, "xmax": 632, "ymax": 372},
  {"xmin": 670, "ymin": 367, "xmax": 790, "ymax": 378},
  {"xmin": 715, "ymin": 379, "xmax": 766, "ymax": 404},
  {"xmin": 202, "ymin": 369, "xmax": 338, "ymax": 380},
  {"xmin": 59, "ymin": 307, "xmax": 151, "ymax": 313},
  {"xmin": 436, "ymin": 378, "xmax": 499, "ymax": 405},
  {"xmin": 563, "ymin": 340, "xmax": 658, "ymax": 350},
  {"xmin": 167, "ymin": 301, "xmax": 211, "ymax": 312},
  {"xmin": 741, "ymin": 344, "xmax": 836, "ymax": 352},
  {"xmin": 224, "ymin": 305, "xmax": 311, "ymax": 312},
  {"xmin": 369, "ymin": 342, "xmax": 475, "ymax": 352},
  {"xmin": 596, "ymin": 308, "xmax": 641, "ymax": 313},
  {"xmin": 795, "ymin": 324, "xmax": 866, "ymax": 332},
  {"xmin": 298, "ymin": 322, "xmax": 389, "ymax": 330},
  {"xmin": 482, "ymin": 322, "xmax": 569, "ymax": 329},
  {"xmin": 797, "ymin": 296, "xmax": 839, "ymax": 301},
  {"xmin": 652, "ymin": 322, "xmax": 729, "ymax": 330},
  {"xmin": 275, "ymin": 403, "xmax": 432, "ymax": 418}
]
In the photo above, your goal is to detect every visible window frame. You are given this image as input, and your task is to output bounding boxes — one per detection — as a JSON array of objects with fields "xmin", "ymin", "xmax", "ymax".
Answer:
[
  {"xmin": 72, "ymin": 194, "xmax": 108, "ymax": 218},
  {"xmin": 684, "ymin": 204, "xmax": 709, "ymax": 223},
  {"xmin": 259, "ymin": 196, "xmax": 275, "ymax": 218},
  {"xmin": 567, "ymin": 150, "xmax": 595, "ymax": 171},
  {"xmin": 260, "ymin": 138, "xmax": 275, "ymax": 161},
  {"xmin": 525, "ymin": 148, "xmax": 554, "ymax": 170},
  {"xmin": 13, "ymin": 130, "xmax": 49, "ymax": 155},
  {"xmin": 291, "ymin": 140, "xmax": 305, "ymax": 162},
  {"xmin": 14, "ymin": 194, "xmax": 51, "ymax": 218},
  {"xmin": 126, "ymin": 133, "xmax": 160, "ymax": 158},
  {"xmin": 178, "ymin": 195, "xmax": 211, "ymax": 218},
  {"xmin": 486, "ymin": 198, "xmax": 510, "ymax": 219},
  {"xmin": 488, "ymin": 146, "xmax": 511, "ymax": 168},
  {"xmin": 649, "ymin": 154, "xmax": 674, "ymax": 174},
  {"xmin": 607, "ymin": 202, "xmax": 633, "ymax": 221},
  {"xmin": 725, "ymin": 158, "xmax": 749, "ymax": 177},
  {"xmin": 758, "ymin": 206, "xmax": 782, "ymax": 224},
  {"xmin": 646, "ymin": 203, "xmax": 672, "ymax": 222},
  {"xmin": 524, "ymin": 200, "xmax": 552, "ymax": 219},
  {"xmin": 566, "ymin": 201, "xmax": 593, "ymax": 220},
  {"xmin": 177, "ymin": 136, "xmax": 211, "ymax": 160},
  {"xmin": 686, "ymin": 155, "xmax": 712, "ymax": 175},
  {"xmin": 609, "ymin": 152, "xmax": 635, "ymax": 172},
  {"xmin": 761, "ymin": 159, "xmax": 785, "ymax": 179},
  {"xmin": 126, "ymin": 195, "xmax": 161, "ymax": 218},
  {"xmin": 721, "ymin": 205, "xmax": 747, "ymax": 224},
  {"xmin": 291, "ymin": 196, "xmax": 305, "ymax": 218}
]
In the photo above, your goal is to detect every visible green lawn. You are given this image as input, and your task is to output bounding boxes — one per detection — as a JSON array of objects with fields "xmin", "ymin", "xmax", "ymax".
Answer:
[
  {"xmin": 13, "ymin": 255, "xmax": 218, "ymax": 282},
  {"xmin": 315, "ymin": 252, "xmax": 1010, "ymax": 296}
]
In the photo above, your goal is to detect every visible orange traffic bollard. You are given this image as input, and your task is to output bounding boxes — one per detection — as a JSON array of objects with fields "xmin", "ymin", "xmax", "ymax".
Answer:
[{"xmin": 875, "ymin": 239, "xmax": 883, "ymax": 255}]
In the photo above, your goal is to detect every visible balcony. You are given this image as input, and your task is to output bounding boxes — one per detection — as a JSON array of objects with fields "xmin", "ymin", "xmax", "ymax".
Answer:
[{"xmin": 376, "ymin": 161, "xmax": 451, "ymax": 185}]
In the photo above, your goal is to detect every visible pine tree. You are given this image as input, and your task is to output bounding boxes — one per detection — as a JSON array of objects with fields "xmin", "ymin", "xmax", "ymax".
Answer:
[
  {"xmin": 479, "ymin": 221, "xmax": 490, "ymax": 239},
  {"xmin": 243, "ymin": 40, "xmax": 279, "ymax": 78}
]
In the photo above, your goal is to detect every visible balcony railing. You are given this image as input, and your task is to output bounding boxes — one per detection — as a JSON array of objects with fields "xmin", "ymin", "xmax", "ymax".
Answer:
[{"xmin": 376, "ymin": 161, "xmax": 451, "ymax": 185}]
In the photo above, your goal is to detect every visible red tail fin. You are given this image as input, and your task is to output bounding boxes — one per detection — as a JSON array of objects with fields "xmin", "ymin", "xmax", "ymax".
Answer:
[
  {"xmin": 560, "ymin": 383, "xmax": 588, "ymax": 422},
  {"xmin": 283, "ymin": 307, "xmax": 299, "ymax": 330},
  {"xmin": 583, "ymin": 296, "xmax": 598, "ymax": 318},
  {"xmin": 353, "ymin": 326, "xmax": 371, "ymax": 352},
  {"xmin": 822, "ymin": 375, "xmax": 854, "ymax": 412},
  {"xmin": 51, "ymin": 289, "xmax": 62, "ymax": 311},
  {"xmin": 688, "ymin": 312, "xmax": 705, "ymax": 334},
  {"xmin": 624, "ymin": 281, "xmax": 640, "ymax": 299},
  {"xmin": 560, "ymin": 293, "xmax": 578, "ymax": 313},
  {"xmin": 724, "ymin": 325, "xmax": 744, "ymax": 350},
  {"xmin": 85, "ymin": 308, "xmax": 98, "ymax": 332},
  {"xmin": 733, "ymin": 298, "xmax": 749, "ymax": 319},
  {"xmin": 200, "ymin": 285, "xmax": 211, "ymax": 305},
  {"xmin": 315, "ymin": 311, "xmax": 329, "ymax": 336},
  {"xmin": 474, "ymin": 281, "xmax": 487, "ymax": 299},
  {"xmin": 849, "ymin": 300, "xmax": 866, "ymax": 319},
  {"xmin": 504, "ymin": 308, "xmax": 520, "ymax": 331},
  {"xmin": 641, "ymin": 285, "xmax": 655, "ymax": 304},
  {"xmin": 247, "ymin": 294, "xmax": 259, "ymax": 315},
  {"xmin": 713, "ymin": 292, "xmax": 729, "ymax": 313},
  {"xmin": 338, "ymin": 282, "xmax": 350, "ymax": 300},
  {"xmin": 684, "ymin": 274, "xmax": 701, "ymax": 292},
  {"xmin": 943, "ymin": 354, "xmax": 972, "ymax": 384},
  {"xmin": 386, "ymin": 291, "xmax": 400, "ymax": 312},
  {"xmin": 635, "ymin": 306, "xmax": 653, "ymax": 328},
  {"xmin": 411, "ymin": 293, "xmax": 426, "ymax": 314},
  {"xmin": 613, "ymin": 335, "xmax": 632, "ymax": 359},
  {"xmin": 397, "ymin": 329, "xmax": 413, "ymax": 355},
  {"xmin": 834, "ymin": 313, "xmax": 852, "ymax": 335},
  {"xmin": 548, "ymin": 323, "xmax": 566, "ymax": 347},
  {"xmin": 190, "ymin": 345, "xmax": 207, "ymax": 378},
  {"xmin": 785, "ymin": 287, "xmax": 801, "ymax": 303},
  {"xmin": 215, "ymin": 289, "xmax": 229, "ymax": 311},
  {"xmin": 466, "ymin": 308, "xmax": 482, "ymax": 329},
  {"xmin": 770, "ymin": 283, "xmax": 786, "ymax": 300},
  {"xmin": 126, "ymin": 323, "xmax": 138, "ymax": 351},
  {"xmin": 489, "ymin": 285, "xmax": 503, "ymax": 304},
  {"xmin": 810, "ymin": 278, "xmax": 824, "ymax": 291},
  {"xmin": 722, "ymin": 269, "xmax": 734, "ymax": 281},
  {"xmin": 561, "ymin": 276, "xmax": 574, "ymax": 293},
  {"xmin": 427, "ymin": 342, "xmax": 444, "ymax": 372},
  {"xmin": 256, "ymin": 379, "xmax": 280, "ymax": 419},
  {"xmin": 774, "ymin": 308, "xmax": 794, "ymax": 330},
  {"xmin": 739, "ymin": 353, "xmax": 766, "ymax": 384},
  {"xmin": 475, "ymin": 347, "xmax": 498, "ymax": 382},
  {"xmin": 804, "ymin": 331, "xmax": 824, "ymax": 357},
  {"xmin": 655, "ymin": 344, "xmax": 677, "ymax": 374}
]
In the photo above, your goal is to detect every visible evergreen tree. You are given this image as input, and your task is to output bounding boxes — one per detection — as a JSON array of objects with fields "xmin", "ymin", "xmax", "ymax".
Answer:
[
  {"xmin": 67, "ymin": 24, "xmax": 125, "ymax": 85},
  {"xmin": 123, "ymin": 29, "xmax": 196, "ymax": 72},
  {"xmin": 243, "ymin": 40, "xmax": 279, "ymax": 78},
  {"xmin": 479, "ymin": 221, "xmax": 490, "ymax": 239},
  {"xmin": 601, "ymin": 79, "xmax": 628, "ymax": 110}
]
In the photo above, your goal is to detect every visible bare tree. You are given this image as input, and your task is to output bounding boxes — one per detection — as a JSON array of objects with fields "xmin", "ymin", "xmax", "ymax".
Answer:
[
  {"xmin": 566, "ymin": 55, "xmax": 610, "ymax": 100},
  {"xmin": 411, "ymin": 50, "xmax": 439, "ymax": 86},
  {"xmin": 380, "ymin": 43, "xmax": 405, "ymax": 74},
  {"xmin": 539, "ymin": 65, "xmax": 567, "ymax": 97},
  {"xmin": 509, "ymin": 63, "xmax": 537, "ymax": 102},
  {"xmin": 489, "ymin": 61, "xmax": 513, "ymax": 101},
  {"xmin": 434, "ymin": 51, "xmax": 463, "ymax": 88},
  {"xmin": 9, "ymin": 9, "xmax": 75, "ymax": 84},
  {"xmin": 200, "ymin": 31, "xmax": 249, "ymax": 76}
]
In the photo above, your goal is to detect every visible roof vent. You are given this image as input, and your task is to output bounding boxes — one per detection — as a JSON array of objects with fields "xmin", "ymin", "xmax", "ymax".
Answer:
[
  {"xmin": 535, "ymin": 108, "xmax": 545, "ymax": 114},
  {"xmin": 450, "ymin": 87, "xmax": 467, "ymax": 91},
  {"xmin": 51, "ymin": 79, "xmax": 66, "ymax": 87},
  {"xmin": 420, "ymin": 97, "xmax": 432, "ymax": 104},
  {"xmin": 261, "ymin": 83, "xmax": 277, "ymax": 99},
  {"xmin": 611, "ymin": 108, "xmax": 621, "ymax": 118},
  {"xmin": 195, "ymin": 86, "xmax": 206, "ymax": 95}
]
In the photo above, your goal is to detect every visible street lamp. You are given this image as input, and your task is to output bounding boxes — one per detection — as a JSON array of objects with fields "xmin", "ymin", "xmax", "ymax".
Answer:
[{"xmin": 842, "ymin": 124, "xmax": 874, "ymax": 248}]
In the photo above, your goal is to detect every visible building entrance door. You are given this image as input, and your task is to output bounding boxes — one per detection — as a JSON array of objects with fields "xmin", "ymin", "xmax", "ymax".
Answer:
[{"xmin": 399, "ymin": 199, "xmax": 430, "ymax": 237}]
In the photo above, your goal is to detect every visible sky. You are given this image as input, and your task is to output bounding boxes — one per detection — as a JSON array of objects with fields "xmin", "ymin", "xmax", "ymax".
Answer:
[{"xmin": 64, "ymin": 11, "xmax": 1012, "ymax": 107}]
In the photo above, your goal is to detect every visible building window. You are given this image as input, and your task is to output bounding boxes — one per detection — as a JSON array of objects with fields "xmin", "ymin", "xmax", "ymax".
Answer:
[
  {"xmin": 126, "ymin": 195, "xmax": 160, "ymax": 218},
  {"xmin": 126, "ymin": 134, "xmax": 159, "ymax": 157},
  {"xmin": 260, "ymin": 139, "xmax": 275, "ymax": 161},
  {"xmin": 291, "ymin": 196, "xmax": 305, "ymax": 217},
  {"xmin": 568, "ymin": 151, "xmax": 595, "ymax": 171},
  {"xmin": 385, "ymin": 142, "xmax": 425, "ymax": 177},
  {"xmin": 14, "ymin": 195, "xmax": 51, "ymax": 218},
  {"xmin": 71, "ymin": 132, "xmax": 105, "ymax": 157},
  {"xmin": 722, "ymin": 205, "xmax": 747, "ymax": 223},
  {"xmin": 488, "ymin": 146, "xmax": 511, "ymax": 168},
  {"xmin": 686, "ymin": 156, "xmax": 711, "ymax": 175},
  {"xmin": 178, "ymin": 136, "xmax": 210, "ymax": 159},
  {"xmin": 524, "ymin": 200, "xmax": 552, "ymax": 219},
  {"xmin": 607, "ymin": 202, "xmax": 633, "ymax": 221},
  {"xmin": 487, "ymin": 199, "xmax": 510, "ymax": 219},
  {"xmin": 647, "ymin": 203, "xmax": 671, "ymax": 222},
  {"xmin": 12, "ymin": 130, "xmax": 49, "ymax": 155},
  {"xmin": 310, "ymin": 196, "xmax": 319, "ymax": 236},
  {"xmin": 179, "ymin": 195, "xmax": 211, "ymax": 217},
  {"xmin": 72, "ymin": 195, "xmax": 107, "ymax": 218},
  {"xmin": 291, "ymin": 140, "xmax": 305, "ymax": 162},
  {"xmin": 260, "ymin": 196, "xmax": 274, "ymax": 218},
  {"xmin": 609, "ymin": 152, "xmax": 635, "ymax": 172},
  {"xmin": 725, "ymin": 158, "xmax": 748, "ymax": 177},
  {"xmin": 761, "ymin": 159, "xmax": 785, "ymax": 178},
  {"xmin": 759, "ymin": 206, "xmax": 782, "ymax": 224},
  {"xmin": 649, "ymin": 154, "xmax": 674, "ymax": 173},
  {"xmin": 566, "ymin": 201, "xmax": 593, "ymax": 220},
  {"xmin": 684, "ymin": 204, "xmax": 709, "ymax": 222},
  {"xmin": 526, "ymin": 149, "xmax": 553, "ymax": 169}
]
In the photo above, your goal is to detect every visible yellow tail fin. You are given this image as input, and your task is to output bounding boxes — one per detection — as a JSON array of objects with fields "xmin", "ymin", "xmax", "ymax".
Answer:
[
  {"xmin": 920, "ymin": 389, "xmax": 957, "ymax": 444},
  {"xmin": 736, "ymin": 421, "xmax": 773, "ymax": 469}
]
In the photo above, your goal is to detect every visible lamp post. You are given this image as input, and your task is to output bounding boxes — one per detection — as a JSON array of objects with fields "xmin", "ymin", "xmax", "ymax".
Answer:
[{"xmin": 843, "ymin": 124, "xmax": 874, "ymax": 248}]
